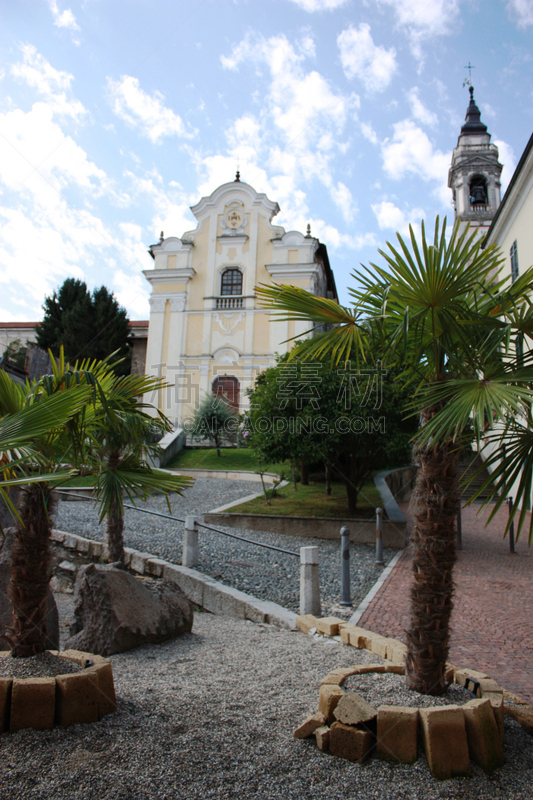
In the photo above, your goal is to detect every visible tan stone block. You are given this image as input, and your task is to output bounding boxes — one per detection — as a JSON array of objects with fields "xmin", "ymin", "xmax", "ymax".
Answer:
[
  {"xmin": 320, "ymin": 664, "xmax": 384, "ymax": 685},
  {"xmin": 56, "ymin": 671, "xmax": 99, "ymax": 727},
  {"xmin": 293, "ymin": 711, "xmax": 327, "ymax": 739},
  {"xmin": 484, "ymin": 691, "xmax": 504, "ymax": 744},
  {"xmin": 315, "ymin": 725, "xmax": 330, "ymax": 751},
  {"xmin": 318, "ymin": 685, "xmax": 345, "ymax": 723},
  {"xmin": 503, "ymin": 689, "xmax": 530, "ymax": 707},
  {"xmin": 504, "ymin": 705, "xmax": 533, "ymax": 735},
  {"xmin": 387, "ymin": 641, "xmax": 407, "ymax": 665},
  {"xmin": 377, "ymin": 706, "xmax": 418, "ymax": 764},
  {"xmin": 454, "ymin": 668, "xmax": 489, "ymax": 690},
  {"xmin": 0, "ymin": 677, "xmax": 12, "ymax": 732},
  {"xmin": 329, "ymin": 721, "xmax": 374, "ymax": 763},
  {"xmin": 419, "ymin": 706, "xmax": 471, "ymax": 780},
  {"xmin": 348, "ymin": 626, "xmax": 372, "ymax": 648},
  {"xmin": 295, "ymin": 615, "xmax": 319, "ymax": 634},
  {"xmin": 87, "ymin": 663, "xmax": 117, "ymax": 719},
  {"xmin": 315, "ymin": 617, "xmax": 344, "ymax": 637},
  {"xmin": 58, "ymin": 649, "xmax": 96, "ymax": 667},
  {"xmin": 479, "ymin": 678, "xmax": 503, "ymax": 695},
  {"xmin": 10, "ymin": 677, "xmax": 56, "ymax": 732},
  {"xmin": 445, "ymin": 663, "xmax": 455, "ymax": 683},
  {"xmin": 333, "ymin": 692, "xmax": 377, "ymax": 727},
  {"xmin": 463, "ymin": 698, "xmax": 505, "ymax": 774},
  {"xmin": 370, "ymin": 636, "xmax": 393, "ymax": 659},
  {"xmin": 0, "ymin": 651, "xmax": 10, "ymax": 657},
  {"xmin": 384, "ymin": 664, "xmax": 405, "ymax": 675}
]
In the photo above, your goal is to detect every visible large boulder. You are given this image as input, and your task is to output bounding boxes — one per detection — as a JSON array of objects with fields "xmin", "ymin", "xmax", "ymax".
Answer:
[
  {"xmin": 0, "ymin": 527, "xmax": 60, "ymax": 651},
  {"xmin": 66, "ymin": 563, "xmax": 194, "ymax": 656}
]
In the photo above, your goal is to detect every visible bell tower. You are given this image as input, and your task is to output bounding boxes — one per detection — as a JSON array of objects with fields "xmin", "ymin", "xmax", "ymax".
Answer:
[{"xmin": 448, "ymin": 86, "xmax": 502, "ymax": 236}]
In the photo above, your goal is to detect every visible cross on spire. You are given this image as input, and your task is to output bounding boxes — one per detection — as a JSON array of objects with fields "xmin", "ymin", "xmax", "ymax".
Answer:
[{"xmin": 463, "ymin": 62, "xmax": 475, "ymax": 87}]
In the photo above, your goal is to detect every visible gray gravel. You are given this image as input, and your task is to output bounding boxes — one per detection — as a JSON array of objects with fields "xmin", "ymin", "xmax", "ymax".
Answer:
[
  {"xmin": 54, "ymin": 478, "xmax": 396, "ymax": 617},
  {"xmin": 2, "ymin": 594, "xmax": 532, "ymax": 800},
  {"xmin": 342, "ymin": 673, "xmax": 472, "ymax": 708},
  {"xmin": 0, "ymin": 651, "xmax": 81, "ymax": 678}
]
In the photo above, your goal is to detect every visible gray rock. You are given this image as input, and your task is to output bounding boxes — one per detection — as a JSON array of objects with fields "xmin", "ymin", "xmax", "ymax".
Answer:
[
  {"xmin": 66, "ymin": 563, "xmax": 193, "ymax": 656},
  {"xmin": 0, "ymin": 527, "xmax": 59, "ymax": 651}
]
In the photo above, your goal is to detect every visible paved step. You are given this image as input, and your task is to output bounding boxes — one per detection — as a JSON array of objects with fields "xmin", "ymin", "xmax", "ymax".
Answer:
[{"xmin": 457, "ymin": 452, "xmax": 495, "ymax": 501}]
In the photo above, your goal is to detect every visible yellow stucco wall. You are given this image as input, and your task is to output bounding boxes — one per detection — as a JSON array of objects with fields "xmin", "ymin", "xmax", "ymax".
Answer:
[
  {"xmin": 185, "ymin": 314, "xmax": 205, "ymax": 356},
  {"xmin": 188, "ymin": 218, "xmax": 210, "ymax": 310}
]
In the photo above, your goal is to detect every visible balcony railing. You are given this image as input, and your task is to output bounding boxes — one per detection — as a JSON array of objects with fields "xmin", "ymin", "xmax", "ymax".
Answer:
[{"xmin": 216, "ymin": 296, "xmax": 244, "ymax": 309}]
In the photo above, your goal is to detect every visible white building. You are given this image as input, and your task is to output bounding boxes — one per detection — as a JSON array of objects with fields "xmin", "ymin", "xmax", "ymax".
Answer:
[{"xmin": 142, "ymin": 175, "xmax": 337, "ymax": 425}]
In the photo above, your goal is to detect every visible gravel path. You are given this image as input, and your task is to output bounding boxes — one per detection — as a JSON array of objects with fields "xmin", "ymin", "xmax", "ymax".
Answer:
[
  {"xmin": 2, "ymin": 594, "xmax": 532, "ymax": 800},
  {"xmin": 54, "ymin": 478, "xmax": 396, "ymax": 617}
]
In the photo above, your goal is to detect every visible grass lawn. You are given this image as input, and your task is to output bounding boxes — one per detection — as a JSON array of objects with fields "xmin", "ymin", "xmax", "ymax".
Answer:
[
  {"xmin": 59, "ymin": 474, "xmax": 96, "ymax": 487},
  {"xmin": 227, "ymin": 479, "xmax": 382, "ymax": 519},
  {"xmin": 166, "ymin": 447, "xmax": 289, "ymax": 474}
]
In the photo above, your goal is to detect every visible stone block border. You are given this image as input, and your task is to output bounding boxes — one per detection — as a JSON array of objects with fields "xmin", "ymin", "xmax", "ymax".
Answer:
[
  {"xmin": 50, "ymin": 529, "xmax": 297, "ymax": 631},
  {"xmin": 294, "ymin": 614, "xmax": 533, "ymax": 780},
  {"xmin": 0, "ymin": 649, "xmax": 117, "ymax": 733}
]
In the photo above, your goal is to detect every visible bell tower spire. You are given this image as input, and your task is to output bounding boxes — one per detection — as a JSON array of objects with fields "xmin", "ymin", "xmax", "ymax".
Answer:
[{"xmin": 448, "ymin": 86, "xmax": 502, "ymax": 236}]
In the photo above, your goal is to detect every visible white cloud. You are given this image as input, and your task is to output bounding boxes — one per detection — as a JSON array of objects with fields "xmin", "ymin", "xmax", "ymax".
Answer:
[
  {"xmin": 337, "ymin": 24, "xmax": 397, "ymax": 92},
  {"xmin": 11, "ymin": 44, "xmax": 86, "ymax": 120},
  {"xmin": 406, "ymin": 87, "xmax": 437, "ymax": 126},
  {"xmin": 107, "ymin": 76, "xmax": 194, "ymax": 144},
  {"xmin": 288, "ymin": 0, "xmax": 349, "ymax": 10},
  {"xmin": 47, "ymin": 0, "xmax": 80, "ymax": 31},
  {"xmin": 381, "ymin": 119, "xmax": 451, "ymax": 202},
  {"xmin": 506, "ymin": 0, "xmax": 533, "ymax": 28},
  {"xmin": 494, "ymin": 139, "xmax": 516, "ymax": 191},
  {"xmin": 361, "ymin": 122, "xmax": 378, "ymax": 144},
  {"xmin": 372, "ymin": 200, "xmax": 425, "ymax": 233},
  {"xmin": 330, "ymin": 181, "xmax": 356, "ymax": 222},
  {"xmin": 378, "ymin": 0, "xmax": 461, "ymax": 61}
]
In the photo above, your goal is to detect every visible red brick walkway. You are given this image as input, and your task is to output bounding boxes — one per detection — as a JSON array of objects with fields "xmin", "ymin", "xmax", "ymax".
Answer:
[{"xmin": 359, "ymin": 502, "xmax": 533, "ymax": 703}]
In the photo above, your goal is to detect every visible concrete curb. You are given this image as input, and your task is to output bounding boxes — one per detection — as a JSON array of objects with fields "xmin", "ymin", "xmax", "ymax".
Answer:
[
  {"xmin": 348, "ymin": 548, "xmax": 406, "ymax": 625},
  {"xmin": 50, "ymin": 530, "xmax": 298, "ymax": 631},
  {"xmin": 165, "ymin": 468, "xmax": 281, "ymax": 484}
]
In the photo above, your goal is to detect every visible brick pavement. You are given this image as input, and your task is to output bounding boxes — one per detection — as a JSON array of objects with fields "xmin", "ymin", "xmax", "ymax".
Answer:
[{"xmin": 358, "ymin": 501, "xmax": 533, "ymax": 703}]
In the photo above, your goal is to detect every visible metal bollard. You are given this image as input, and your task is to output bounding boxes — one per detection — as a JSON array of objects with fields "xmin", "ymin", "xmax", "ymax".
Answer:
[
  {"xmin": 376, "ymin": 507, "xmax": 384, "ymax": 566},
  {"xmin": 457, "ymin": 503, "xmax": 463, "ymax": 551},
  {"xmin": 300, "ymin": 546, "xmax": 320, "ymax": 616},
  {"xmin": 340, "ymin": 526, "xmax": 351, "ymax": 607},
  {"xmin": 508, "ymin": 497, "xmax": 515, "ymax": 554},
  {"xmin": 183, "ymin": 515, "xmax": 199, "ymax": 567}
]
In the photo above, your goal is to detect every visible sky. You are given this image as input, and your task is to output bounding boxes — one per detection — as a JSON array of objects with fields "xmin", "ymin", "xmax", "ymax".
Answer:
[{"xmin": 1, "ymin": 0, "xmax": 533, "ymax": 321}]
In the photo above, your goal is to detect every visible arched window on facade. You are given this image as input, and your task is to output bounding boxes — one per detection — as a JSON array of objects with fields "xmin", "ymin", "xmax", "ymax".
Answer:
[
  {"xmin": 469, "ymin": 175, "xmax": 488, "ymax": 206},
  {"xmin": 212, "ymin": 375, "xmax": 240, "ymax": 412},
  {"xmin": 220, "ymin": 268, "xmax": 243, "ymax": 296}
]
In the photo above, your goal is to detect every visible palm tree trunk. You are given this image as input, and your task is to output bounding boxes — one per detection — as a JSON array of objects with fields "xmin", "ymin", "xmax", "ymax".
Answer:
[
  {"xmin": 7, "ymin": 483, "xmax": 54, "ymax": 657},
  {"xmin": 324, "ymin": 461, "xmax": 332, "ymax": 496},
  {"xmin": 405, "ymin": 441, "xmax": 459, "ymax": 695},
  {"xmin": 105, "ymin": 500, "xmax": 125, "ymax": 567},
  {"xmin": 104, "ymin": 450, "xmax": 125, "ymax": 567}
]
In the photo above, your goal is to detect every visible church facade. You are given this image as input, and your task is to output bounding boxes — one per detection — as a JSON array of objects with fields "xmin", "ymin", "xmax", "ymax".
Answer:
[{"xmin": 142, "ymin": 176, "xmax": 337, "ymax": 426}]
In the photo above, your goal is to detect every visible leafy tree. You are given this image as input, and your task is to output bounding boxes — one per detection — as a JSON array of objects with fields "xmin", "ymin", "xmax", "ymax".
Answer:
[
  {"xmin": 186, "ymin": 393, "xmax": 237, "ymax": 456},
  {"xmin": 1, "ymin": 339, "xmax": 27, "ymax": 370},
  {"xmin": 257, "ymin": 218, "xmax": 533, "ymax": 695},
  {"xmin": 36, "ymin": 278, "xmax": 132, "ymax": 374},
  {"xmin": 246, "ymin": 353, "xmax": 416, "ymax": 510}
]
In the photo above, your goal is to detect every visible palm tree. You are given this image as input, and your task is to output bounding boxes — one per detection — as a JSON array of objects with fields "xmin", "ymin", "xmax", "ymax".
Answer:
[
  {"xmin": 0, "ymin": 369, "xmax": 93, "ymax": 656},
  {"xmin": 257, "ymin": 218, "xmax": 533, "ymax": 695},
  {"xmin": 1, "ymin": 354, "xmax": 193, "ymax": 655},
  {"xmin": 86, "ymin": 371, "xmax": 194, "ymax": 565}
]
